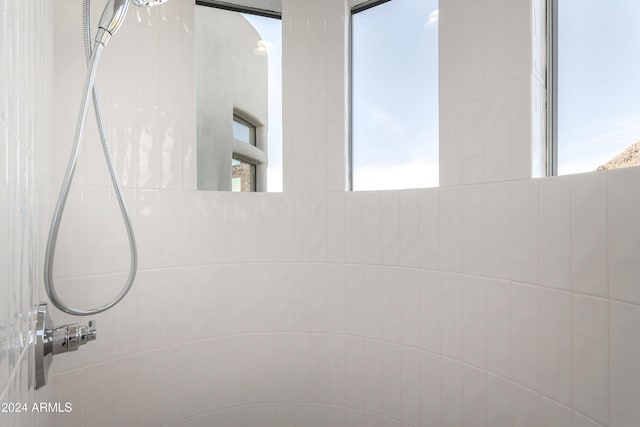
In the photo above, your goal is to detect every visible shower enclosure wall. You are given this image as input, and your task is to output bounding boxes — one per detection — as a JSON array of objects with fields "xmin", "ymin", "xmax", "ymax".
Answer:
[
  {"xmin": 0, "ymin": 1, "xmax": 53, "ymax": 426},
  {"xmin": 1, "ymin": 0, "xmax": 639, "ymax": 426}
]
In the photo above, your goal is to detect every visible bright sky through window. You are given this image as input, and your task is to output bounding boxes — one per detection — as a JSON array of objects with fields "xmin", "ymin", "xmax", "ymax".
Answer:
[
  {"xmin": 242, "ymin": 13, "xmax": 283, "ymax": 191},
  {"xmin": 557, "ymin": 0, "xmax": 640, "ymax": 174},
  {"xmin": 351, "ymin": 0, "xmax": 439, "ymax": 191}
]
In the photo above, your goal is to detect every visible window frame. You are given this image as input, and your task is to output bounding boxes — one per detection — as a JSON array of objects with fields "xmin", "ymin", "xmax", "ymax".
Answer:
[
  {"xmin": 195, "ymin": 3, "xmax": 281, "ymax": 192},
  {"xmin": 231, "ymin": 153, "xmax": 257, "ymax": 192},
  {"xmin": 545, "ymin": 0, "xmax": 640, "ymax": 176},
  {"xmin": 348, "ymin": 0, "xmax": 392, "ymax": 191},
  {"xmin": 546, "ymin": 0, "xmax": 558, "ymax": 176},
  {"xmin": 348, "ymin": 0, "xmax": 439, "ymax": 191},
  {"xmin": 231, "ymin": 112, "xmax": 263, "ymax": 192},
  {"xmin": 233, "ymin": 114, "xmax": 257, "ymax": 147},
  {"xmin": 195, "ymin": 0, "xmax": 281, "ymax": 19}
]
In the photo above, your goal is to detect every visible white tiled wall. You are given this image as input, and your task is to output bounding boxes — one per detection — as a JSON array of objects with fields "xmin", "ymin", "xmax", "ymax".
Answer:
[
  {"xmin": 48, "ymin": 182, "xmax": 640, "ymax": 426},
  {"xmin": 0, "ymin": 1, "xmax": 53, "ymax": 426},
  {"xmin": 439, "ymin": 0, "xmax": 540, "ymax": 186},
  {"xmin": 282, "ymin": 0, "xmax": 349, "ymax": 192},
  {"xmin": 37, "ymin": 0, "xmax": 640, "ymax": 427}
]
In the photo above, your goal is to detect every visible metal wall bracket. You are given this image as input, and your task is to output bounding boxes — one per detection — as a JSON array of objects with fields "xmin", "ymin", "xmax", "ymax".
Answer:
[{"xmin": 35, "ymin": 303, "xmax": 97, "ymax": 390}]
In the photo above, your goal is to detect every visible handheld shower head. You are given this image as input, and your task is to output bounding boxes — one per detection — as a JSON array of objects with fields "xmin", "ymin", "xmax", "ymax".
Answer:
[
  {"xmin": 95, "ymin": 0, "xmax": 170, "ymax": 46},
  {"xmin": 95, "ymin": 0, "xmax": 131, "ymax": 46}
]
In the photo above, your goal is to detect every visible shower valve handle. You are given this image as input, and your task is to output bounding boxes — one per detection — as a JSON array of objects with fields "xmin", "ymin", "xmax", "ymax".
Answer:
[
  {"xmin": 50, "ymin": 319, "xmax": 97, "ymax": 355},
  {"xmin": 45, "ymin": 320, "xmax": 96, "ymax": 355},
  {"xmin": 36, "ymin": 304, "xmax": 98, "ymax": 389},
  {"xmin": 81, "ymin": 320, "xmax": 97, "ymax": 345}
]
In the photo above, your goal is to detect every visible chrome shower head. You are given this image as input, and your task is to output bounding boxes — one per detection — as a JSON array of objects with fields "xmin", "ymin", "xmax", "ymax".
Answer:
[
  {"xmin": 95, "ymin": 0, "xmax": 130, "ymax": 46},
  {"xmin": 95, "ymin": 0, "xmax": 170, "ymax": 47}
]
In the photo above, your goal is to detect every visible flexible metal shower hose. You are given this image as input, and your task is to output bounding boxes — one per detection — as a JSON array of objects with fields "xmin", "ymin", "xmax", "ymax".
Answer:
[{"xmin": 43, "ymin": 0, "xmax": 138, "ymax": 316}]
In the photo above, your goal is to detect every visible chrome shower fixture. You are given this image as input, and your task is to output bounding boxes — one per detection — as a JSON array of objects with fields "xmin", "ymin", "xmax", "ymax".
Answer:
[
  {"xmin": 96, "ymin": 0, "xmax": 171, "ymax": 46},
  {"xmin": 40, "ymin": 0, "xmax": 171, "ymax": 390},
  {"xmin": 96, "ymin": 0, "xmax": 130, "ymax": 46},
  {"xmin": 44, "ymin": 0, "xmax": 170, "ymax": 318},
  {"xmin": 35, "ymin": 304, "xmax": 97, "ymax": 389}
]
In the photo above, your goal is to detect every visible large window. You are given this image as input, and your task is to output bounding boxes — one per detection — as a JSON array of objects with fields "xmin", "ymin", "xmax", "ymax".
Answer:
[
  {"xmin": 550, "ymin": 0, "xmax": 640, "ymax": 175},
  {"xmin": 350, "ymin": 0, "xmax": 439, "ymax": 191},
  {"xmin": 196, "ymin": 3, "xmax": 282, "ymax": 192}
]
